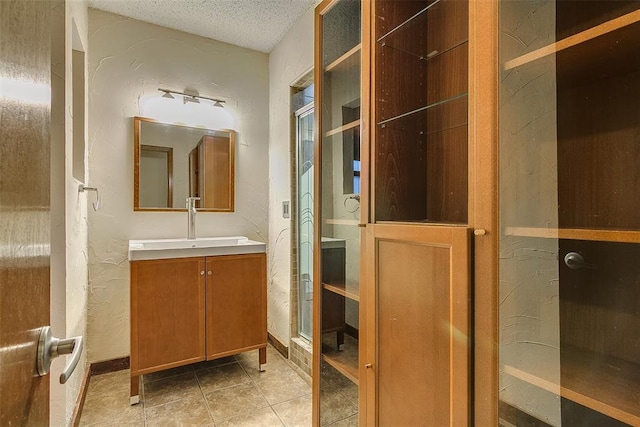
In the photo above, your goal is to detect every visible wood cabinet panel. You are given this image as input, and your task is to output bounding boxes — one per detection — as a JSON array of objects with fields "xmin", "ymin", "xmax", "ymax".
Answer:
[
  {"xmin": 130, "ymin": 257, "xmax": 206, "ymax": 373},
  {"xmin": 205, "ymin": 253, "xmax": 267, "ymax": 358},
  {"xmin": 367, "ymin": 224, "xmax": 470, "ymax": 426}
]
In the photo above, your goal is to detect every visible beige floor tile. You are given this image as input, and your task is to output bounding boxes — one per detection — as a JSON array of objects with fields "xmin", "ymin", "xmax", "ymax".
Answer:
[
  {"xmin": 327, "ymin": 414, "xmax": 358, "ymax": 427},
  {"xmin": 196, "ymin": 362, "xmax": 251, "ymax": 392},
  {"xmin": 252, "ymin": 368, "xmax": 311, "ymax": 405},
  {"xmin": 143, "ymin": 371, "xmax": 203, "ymax": 408},
  {"xmin": 144, "ymin": 394, "xmax": 213, "ymax": 426},
  {"xmin": 192, "ymin": 355, "xmax": 236, "ymax": 370},
  {"xmin": 142, "ymin": 364, "xmax": 194, "ymax": 383},
  {"xmin": 80, "ymin": 370, "xmax": 143, "ymax": 426},
  {"xmin": 203, "ymin": 382, "xmax": 269, "ymax": 421},
  {"xmin": 80, "ymin": 394, "xmax": 143, "ymax": 426},
  {"xmin": 81, "ymin": 420, "xmax": 143, "ymax": 427},
  {"xmin": 236, "ymin": 347, "xmax": 290, "ymax": 377},
  {"xmin": 320, "ymin": 363, "xmax": 357, "ymax": 405},
  {"xmin": 271, "ymin": 394, "xmax": 312, "ymax": 427},
  {"xmin": 319, "ymin": 385, "xmax": 357, "ymax": 426},
  {"xmin": 86, "ymin": 369, "xmax": 131, "ymax": 395},
  {"xmin": 215, "ymin": 406, "xmax": 285, "ymax": 427}
]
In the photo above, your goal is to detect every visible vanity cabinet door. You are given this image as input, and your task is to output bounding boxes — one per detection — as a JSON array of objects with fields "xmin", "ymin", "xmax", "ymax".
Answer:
[
  {"xmin": 130, "ymin": 257, "xmax": 206, "ymax": 374},
  {"xmin": 205, "ymin": 253, "xmax": 267, "ymax": 359}
]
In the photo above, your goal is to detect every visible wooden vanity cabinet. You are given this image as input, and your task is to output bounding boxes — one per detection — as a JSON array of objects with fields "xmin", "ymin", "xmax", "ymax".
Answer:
[
  {"xmin": 205, "ymin": 254, "xmax": 267, "ymax": 359},
  {"xmin": 130, "ymin": 257, "xmax": 207, "ymax": 373},
  {"xmin": 129, "ymin": 253, "xmax": 266, "ymax": 402}
]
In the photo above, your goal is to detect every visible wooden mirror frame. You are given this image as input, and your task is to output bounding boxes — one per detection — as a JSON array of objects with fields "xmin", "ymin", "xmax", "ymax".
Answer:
[{"xmin": 133, "ymin": 116, "xmax": 235, "ymax": 212}]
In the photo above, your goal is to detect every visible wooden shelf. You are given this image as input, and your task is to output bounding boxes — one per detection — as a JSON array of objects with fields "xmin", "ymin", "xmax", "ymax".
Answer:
[
  {"xmin": 323, "ymin": 281, "xmax": 359, "ymax": 302},
  {"xmin": 322, "ymin": 350, "xmax": 359, "ymax": 385},
  {"xmin": 325, "ymin": 218, "xmax": 359, "ymax": 226},
  {"xmin": 325, "ymin": 120, "xmax": 359, "ymax": 138},
  {"xmin": 504, "ymin": 9, "xmax": 640, "ymax": 70},
  {"xmin": 503, "ymin": 346, "xmax": 640, "ymax": 425},
  {"xmin": 325, "ymin": 44, "xmax": 361, "ymax": 73},
  {"xmin": 504, "ymin": 226, "xmax": 640, "ymax": 244}
]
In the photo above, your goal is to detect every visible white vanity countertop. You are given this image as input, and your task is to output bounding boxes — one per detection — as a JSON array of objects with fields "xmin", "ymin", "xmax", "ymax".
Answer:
[{"xmin": 128, "ymin": 236, "xmax": 266, "ymax": 261}]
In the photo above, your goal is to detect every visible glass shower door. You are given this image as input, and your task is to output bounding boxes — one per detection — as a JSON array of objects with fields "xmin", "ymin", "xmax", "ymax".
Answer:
[{"xmin": 296, "ymin": 104, "xmax": 314, "ymax": 341}]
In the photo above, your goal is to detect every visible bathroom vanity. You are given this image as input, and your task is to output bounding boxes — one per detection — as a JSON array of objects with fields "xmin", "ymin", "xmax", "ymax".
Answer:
[{"xmin": 128, "ymin": 237, "xmax": 266, "ymax": 404}]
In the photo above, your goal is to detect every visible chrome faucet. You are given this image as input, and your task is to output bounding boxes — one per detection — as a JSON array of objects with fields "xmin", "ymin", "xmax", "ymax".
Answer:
[{"xmin": 186, "ymin": 197, "xmax": 200, "ymax": 240}]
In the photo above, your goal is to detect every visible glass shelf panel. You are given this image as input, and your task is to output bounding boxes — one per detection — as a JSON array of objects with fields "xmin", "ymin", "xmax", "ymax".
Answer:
[
  {"xmin": 375, "ymin": 95, "xmax": 468, "ymax": 223},
  {"xmin": 375, "ymin": 0, "xmax": 437, "ymax": 40},
  {"xmin": 376, "ymin": 39, "xmax": 467, "ymax": 123},
  {"xmin": 377, "ymin": 0, "xmax": 467, "ymax": 62}
]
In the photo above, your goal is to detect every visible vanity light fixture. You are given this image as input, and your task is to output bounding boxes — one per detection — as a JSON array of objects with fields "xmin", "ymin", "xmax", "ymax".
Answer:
[
  {"xmin": 157, "ymin": 88, "xmax": 226, "ymax": 107},
  {"xmin": 144, "ymin": 88, "xmax": 236, "ymax": 130}
]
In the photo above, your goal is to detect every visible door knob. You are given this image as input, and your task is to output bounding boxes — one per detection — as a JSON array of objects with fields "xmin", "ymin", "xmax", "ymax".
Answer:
[
  {"xmin": 564, "ymin": 252, "xmax": 598, "ymax": 270},
  {"xmin": 37, "ymin": 326, "xmax": 84, "ymax": 384}
]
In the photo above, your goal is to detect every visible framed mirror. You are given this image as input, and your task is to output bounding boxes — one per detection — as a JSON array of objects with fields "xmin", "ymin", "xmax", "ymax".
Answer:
[{"xmin": 134, "ymin": 116, "xmax": 235, "ymax": 211}]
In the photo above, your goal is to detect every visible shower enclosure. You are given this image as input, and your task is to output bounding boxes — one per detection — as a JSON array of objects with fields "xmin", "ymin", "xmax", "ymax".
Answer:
[{"xmin": 296, "ymin": 103, "xmax": 315, "ymax": 341}]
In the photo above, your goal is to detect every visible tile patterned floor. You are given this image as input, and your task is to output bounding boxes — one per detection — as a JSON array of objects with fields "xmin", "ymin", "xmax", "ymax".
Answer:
[{"xmin": 79, "ymin": 346, "xmax": 314, "ymax": 426}]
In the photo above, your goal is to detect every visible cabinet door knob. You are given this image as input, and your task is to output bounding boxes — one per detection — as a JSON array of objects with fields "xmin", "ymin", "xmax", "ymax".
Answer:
[
  {"xmin": 474, "ymin": 229, "xmax": 486, "ymax": 236},
  {"xmin": 200, "ymin": 271, "xmax": 205, "ymax": 275},
  {"xmin": 207, "ymin": 271, "xmax": 212, "ymax": 275},
  {"xmin": 365, "ymin": 363, "xmax": 372, "ymax": 369}
]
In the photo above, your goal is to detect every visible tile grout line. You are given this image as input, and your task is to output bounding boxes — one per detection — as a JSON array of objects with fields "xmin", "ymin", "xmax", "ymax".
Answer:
[
  {"xmin": 235, "ymin": 354, "xmax": 287, "ymax": 426},
  {"xmin": 236, "ymin": 350, "xmax": 312, "ymax": 426},
  {"xmin": 193, "ymin": 366, "xmax": 217, "ymax": 426}
]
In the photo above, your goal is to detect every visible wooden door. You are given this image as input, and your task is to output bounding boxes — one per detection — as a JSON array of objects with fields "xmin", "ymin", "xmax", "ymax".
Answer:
[
  {"xmin": 365, "ymin": 224, "xmax": 470, "ymax": 426},
  {"xmin": 130, "ymin": 257, "xmax": 206, "ymax": 374},
  {"xmin": 205, "ymin": 253, "xmax": 266, "ymax": 358},
  {"xmin": 0, "ymin": 0, "xmax": 52, "ymax": 424}
]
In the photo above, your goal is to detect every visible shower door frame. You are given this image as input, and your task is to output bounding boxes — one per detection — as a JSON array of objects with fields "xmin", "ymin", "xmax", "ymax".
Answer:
[{"xmin": 295, "ymin": 102, "xmax": 315, "ymax": 342}]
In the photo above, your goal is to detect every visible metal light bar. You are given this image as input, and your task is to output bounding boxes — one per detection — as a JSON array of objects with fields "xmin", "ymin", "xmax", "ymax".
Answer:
[{"xmin": 158, "ymin": 88, "xmax": 226, "ymax": 105}]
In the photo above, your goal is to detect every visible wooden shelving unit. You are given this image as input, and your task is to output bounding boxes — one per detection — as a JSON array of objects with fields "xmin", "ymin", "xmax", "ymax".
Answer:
[
  {"xmin": 323, "ymin": 281, "xmax": 359, "ymax": 302},
  {"xmin": 324, "ymin": 218, "xmax": 359, "ymax": 226},
  {"xmin": 504, "ymin": 9, "xmax": 640, "ymax": 70},
  {"xmin": 325, "ymin": 44, "xmax": 361, "ymax": 73},
  {"xmin": 503, "ymin": 346, "xmax": 640, "ymax": 425},
  {"xmin": 325, "ymin": 120, "xmax": 359, "ymax": 138},
  {"xmin": 504, "ymin": 227, "xmax": 640, "ymax": 244},
  {"xmin": 499, "ymin": 1, "xmax": 640, "ymax": 425},
  {"xmin": 322, "ymin": 346, "xmax": 359, "ymax": 385},
  {"xmin": 315, "ymin": 1, "xmax": 363, "ymax": 421}
]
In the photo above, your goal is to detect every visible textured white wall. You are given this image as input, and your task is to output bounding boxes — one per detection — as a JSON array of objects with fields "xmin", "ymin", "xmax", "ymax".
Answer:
[
  {"xmin": 267, "ymin": 7, "xmax": 315, "ymax": 345},
  {"xmin": 50, "ymin": 0, "xmax": 88, "ymax": 425},
  {"xmin": 87, "ymin": 9, "xmax": 269, "ymax": 362},
  {"xmin": 50, "ymin": 1, "xmax": 90, "ymax": 425}
]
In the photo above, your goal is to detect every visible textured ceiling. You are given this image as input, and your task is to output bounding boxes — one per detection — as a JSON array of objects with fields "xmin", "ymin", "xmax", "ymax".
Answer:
[{"xmin": 88, "ymin": 0, "xmax": 316, "ymax": 53}]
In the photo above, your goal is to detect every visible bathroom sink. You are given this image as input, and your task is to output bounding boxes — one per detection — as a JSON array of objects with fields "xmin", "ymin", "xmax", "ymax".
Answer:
[{"xmin": 128, "ymin": 236, "xmax": 266, "ymax": 261}]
